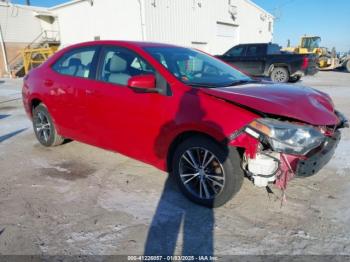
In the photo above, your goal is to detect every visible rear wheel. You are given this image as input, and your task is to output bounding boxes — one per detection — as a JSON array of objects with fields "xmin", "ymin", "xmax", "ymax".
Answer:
[
  {"xmin": 288, "ymin": 75, "xmax": 301, "ymax": 83},
  {"xmin": 270, "ymin": 67, "xmax": 289, "ymax": 83},
  {"xmin": 172, "ymin": 136, "xmax": 244, "ymax": 208},
  {"xmin": 345, "ymin": 60, "xmax": 350, "ymax": 73},
  {"xmin": 32, "ymin": 104, "xmax": 64, "ymax": 147}
]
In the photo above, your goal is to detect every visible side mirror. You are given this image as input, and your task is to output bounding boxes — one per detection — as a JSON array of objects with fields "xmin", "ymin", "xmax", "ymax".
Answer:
[{"xmin": 127, "ymin": 75, "xmax": 156, "ymax": 91}]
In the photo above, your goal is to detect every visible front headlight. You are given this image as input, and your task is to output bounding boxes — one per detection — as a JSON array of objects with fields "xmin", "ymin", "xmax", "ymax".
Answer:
[{"xmin": 245, "ymin": 118, "xmax": 325, "ymax": 155}]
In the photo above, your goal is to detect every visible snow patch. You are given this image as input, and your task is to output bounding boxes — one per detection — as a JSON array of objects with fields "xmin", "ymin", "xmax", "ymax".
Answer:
[{"xmin": 328, "ymin": 139, "xmax": 350, "ymax": 176}]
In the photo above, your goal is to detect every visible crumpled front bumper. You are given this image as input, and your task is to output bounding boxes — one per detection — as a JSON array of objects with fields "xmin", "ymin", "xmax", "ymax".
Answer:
[
  {"xmin": 230, "ymin": 111, "xmax": 347, "ymax": 188},
  {"xmin": 296, "ymin": 131, "xmax": 341, "ymax": 177}
]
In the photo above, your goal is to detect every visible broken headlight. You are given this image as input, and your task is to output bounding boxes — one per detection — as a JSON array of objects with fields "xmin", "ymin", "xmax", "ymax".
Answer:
[{"xmin": 245, "ymin": 118, "xmax": 325, "ymax": 155}]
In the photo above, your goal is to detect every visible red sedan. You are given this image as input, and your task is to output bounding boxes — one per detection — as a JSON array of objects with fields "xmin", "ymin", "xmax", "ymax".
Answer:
[{"xmin": 22, "ymin": 41, "xmax": 348, "ymax": 207}]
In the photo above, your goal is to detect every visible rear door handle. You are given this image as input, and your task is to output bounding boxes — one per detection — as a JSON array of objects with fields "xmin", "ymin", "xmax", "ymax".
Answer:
[{"xmin": 44, "ymin": 79, "xmax": 53, "ymax": 87}]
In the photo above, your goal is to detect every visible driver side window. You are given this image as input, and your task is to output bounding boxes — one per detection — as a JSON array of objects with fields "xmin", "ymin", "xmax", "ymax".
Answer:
[{"xmin": 226, "ymin": 46, "xmax": 245, "ymax": 57}]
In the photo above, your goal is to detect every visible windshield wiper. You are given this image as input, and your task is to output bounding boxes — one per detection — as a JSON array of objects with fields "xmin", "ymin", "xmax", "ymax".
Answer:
[
  {"xmin": 187, "ymin": 83, "xmax": 219, "ymax": 88},
  {"xmin": 186, "ymin": 79, "xmax": 259, "ymax": 88},
  {"xmin": 221, "ymin": 79, "xmax": 258, "ymax": 87}
]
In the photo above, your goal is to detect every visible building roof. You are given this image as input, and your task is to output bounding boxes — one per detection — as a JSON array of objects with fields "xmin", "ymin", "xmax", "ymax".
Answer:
[
  {"xmin": 50, "ymin": 0, "xmax": 274, "ymax": 18},
  {"xmin": 0, "ymin": 0, "xmax": 273, "ymax": 21},
  {"xmin": 0, "ymin": 0, "xmax": 273, "ymax": 19}
]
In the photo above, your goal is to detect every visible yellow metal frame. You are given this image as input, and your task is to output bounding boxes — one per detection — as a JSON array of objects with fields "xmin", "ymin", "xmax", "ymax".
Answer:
[{"xmin": 22, "ymin": 46, "xmax": 58, "ymax": 75}]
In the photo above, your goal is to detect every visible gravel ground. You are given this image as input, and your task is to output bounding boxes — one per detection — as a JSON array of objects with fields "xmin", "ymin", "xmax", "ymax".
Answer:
[{"xmin": 0, "ymin": 71, "xmax": 349, "ymax": 256}]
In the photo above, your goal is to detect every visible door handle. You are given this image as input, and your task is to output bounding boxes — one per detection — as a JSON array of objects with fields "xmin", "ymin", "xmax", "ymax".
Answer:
[{"xmin": 44, "ymin": 79, "xmax": 53, "ymax": 87}]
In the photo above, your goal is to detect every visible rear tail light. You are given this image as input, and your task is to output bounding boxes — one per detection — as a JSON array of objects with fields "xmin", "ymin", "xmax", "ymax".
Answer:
[{"xmin": 301, "ymin": 56, "xmax": 309, "ymax": 70}]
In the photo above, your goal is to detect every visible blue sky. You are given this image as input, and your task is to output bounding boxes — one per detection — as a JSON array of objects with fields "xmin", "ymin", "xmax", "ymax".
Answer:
[
  {"xmin": 12, "ymin": 0, "xmax": 67, "ymax": 7},
  {"xmin": 12, "ymin": 0, "xmax": 350, "ymax": 52},
  {"xmin": 252, "ymin": 0, "xmax": 350, "ymax": 52}
]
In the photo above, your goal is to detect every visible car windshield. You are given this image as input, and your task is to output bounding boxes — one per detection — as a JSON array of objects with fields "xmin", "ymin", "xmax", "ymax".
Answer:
[{"xmin": 143, "ymin": 46, "xmax": 252, "ymax": 88}]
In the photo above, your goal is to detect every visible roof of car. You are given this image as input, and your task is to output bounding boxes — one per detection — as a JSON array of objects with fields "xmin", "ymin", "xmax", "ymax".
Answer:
[
  {"xmin": 66, "ymin": 40, "xmax": 181, "ymax": 49},
  {"xmin": 238, "ymin": 43, "xmax": 275, "ymax": 46}
]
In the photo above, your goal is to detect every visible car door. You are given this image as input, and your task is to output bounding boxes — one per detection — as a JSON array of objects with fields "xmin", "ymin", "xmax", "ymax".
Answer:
[
  {"xmin": 220, "ymin": 45, "xmax": 246, "ymax": 70},
  {"xmin": 84, "ymin": 45, "xmax": 168, "ymax": 163},
  {"xmin": 239, "ymin": 45, "xmax": 266, "ymax": 76},
  {"xmin": 47, "ymin": 46, "xmax": 100, "ymax": 141}
]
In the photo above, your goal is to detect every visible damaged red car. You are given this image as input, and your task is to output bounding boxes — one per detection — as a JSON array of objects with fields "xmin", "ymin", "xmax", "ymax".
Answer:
[{"xmin": 22, "ymin": 41, "xmax": 348, "ymax": 207}]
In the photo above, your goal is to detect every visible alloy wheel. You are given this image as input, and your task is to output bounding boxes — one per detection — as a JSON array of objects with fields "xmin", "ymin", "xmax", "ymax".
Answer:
[
  {"xmin": 178, "ymin": 147, "xmax": 225, "ymax": 200},
  {"xmin": 34, "ymin": 111, "xmax": 52, "ymax": 143}
]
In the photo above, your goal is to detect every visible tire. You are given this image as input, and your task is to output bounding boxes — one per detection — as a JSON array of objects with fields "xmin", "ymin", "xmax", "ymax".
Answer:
[
  {"xmin": 172, "ymin": 136, "xmax": 244, "ymax": 208},
  {"xmin": 32, "ymin": 104, "xmax": 64, "ymax": 147},
  {"xmin": 270, "ymin": 67, "xmax": 289, "ymax": 83},
  {"xmin": 288, "ymin": 75, "xmax": 301, "ymax": 83},
  {"xmin": 345, "ymin": 60, "xmax": 350, "ymax": 73},
  {"xmin": 318, "ymin": 56, "xmax": 329, "ymax": 69}
]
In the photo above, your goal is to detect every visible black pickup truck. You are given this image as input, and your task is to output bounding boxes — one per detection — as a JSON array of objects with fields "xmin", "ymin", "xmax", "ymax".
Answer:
[{"xmin": 216, "ymin": 43, "xmax": 318, "ymax": 83}]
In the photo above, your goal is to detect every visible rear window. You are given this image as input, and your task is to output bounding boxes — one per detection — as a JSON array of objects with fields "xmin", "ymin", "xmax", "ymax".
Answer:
[{"xmin": 267, "ymin": 44, "xmax": 282, "ymax": 55}]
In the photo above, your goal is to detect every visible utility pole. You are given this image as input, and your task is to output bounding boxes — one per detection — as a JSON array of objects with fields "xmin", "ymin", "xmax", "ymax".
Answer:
[{"xmin": 26, "ymin": 0, "xmax": 31, "ymax": 5}]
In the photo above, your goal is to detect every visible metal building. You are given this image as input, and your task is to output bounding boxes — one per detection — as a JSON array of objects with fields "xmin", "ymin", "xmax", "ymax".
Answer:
[
  {"xmin": 0, "ymin": 2, "xmax": 59, "ymax": 77},
  {"xmin": 52, "ymin": 0, "xmax": 274, "ymax": 54},
  {"xmin": 0, "ymin": 0, "xmax": 273, "ymax": 77}
]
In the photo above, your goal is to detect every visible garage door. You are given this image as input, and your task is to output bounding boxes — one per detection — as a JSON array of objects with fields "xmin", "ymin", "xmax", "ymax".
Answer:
[{"xmin": 216, "ymin": 22, "xmax": 239, "ymax": 54}]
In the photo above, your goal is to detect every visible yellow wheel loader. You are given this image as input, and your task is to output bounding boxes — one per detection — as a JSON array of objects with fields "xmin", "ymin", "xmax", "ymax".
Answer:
[
  {"xmin": 283, "ymin": 36, "xmax": 322, "ymax": 55},
  {"xmin": 283, "ymin": 36, "xmax": 350, "ymax": 72}
]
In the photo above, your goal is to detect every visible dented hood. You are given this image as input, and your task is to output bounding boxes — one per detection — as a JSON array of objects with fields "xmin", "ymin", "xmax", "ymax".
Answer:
[{"xmin": 201, "ymin": 82, "xmax": 339, "ymax": 126}]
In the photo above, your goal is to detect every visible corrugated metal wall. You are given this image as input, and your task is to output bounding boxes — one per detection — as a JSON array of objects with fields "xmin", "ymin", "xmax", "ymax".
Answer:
[
  {"xmin": 144, "ymin": 0, "xmax": 273, "ymax": 54},
  {"xmin": 53, "ymin": 0, "xmax": 144, "ymax": 47},
  {"xmin": 53, "ymin": 0, "xmax": 273, "ymax": 54},
  {"xmin": 144, "ymin": 0, "xmax": 214, "ymax": 48},
  {"xmin": 0, "ymin": 4, "xmax": 42, "ymax": 43}
]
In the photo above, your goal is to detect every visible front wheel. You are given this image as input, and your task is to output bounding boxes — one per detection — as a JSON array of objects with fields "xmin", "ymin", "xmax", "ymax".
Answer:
[
  {"xmin": 270, "ymin": 67, "xmax": 289, "ymax": 83},
  {"xmin": 32, "ymin": 104, "xmax": 64, "ymax": 147},
  {"xmin": 172, "ymin": 136, "xmax": 244, "ymax": 208}
]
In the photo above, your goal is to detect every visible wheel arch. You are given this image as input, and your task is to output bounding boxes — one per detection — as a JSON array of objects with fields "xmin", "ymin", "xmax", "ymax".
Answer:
[
  {"xmin": 29, "ymin": 98, "xmax": 43, "ymax": 117},
  {"xmin": 31, "ymin": 98, "xmax": 42, "ymax": 109},
  {"xmin": 166, "ymin": 130, "xmax": 224, "ymax": 172},
  {"xmin": 267, "ymin": 63, "xmax": 290, "ymax": 76}
]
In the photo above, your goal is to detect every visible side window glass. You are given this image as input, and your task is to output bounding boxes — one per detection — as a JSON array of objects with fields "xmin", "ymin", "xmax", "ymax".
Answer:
[
  {"xmin": 130, "ymin": 57, "xmax": 154, "ymax": 72},
  {"xmin": 52, "ymin": 48, "xmax": 96, "ymax": 78},
  {"xmin": 99, "ymin": 47, "xmax": 155, "ymax": 86},
  {"xmin": 227, "ymin": 46, "xmax": 245, "ymax": 57},
  {"xmin": 267, "ymin": 44, "xmax": 281, "ymax": 55},
  {"xmin": 175, "ymin": 55, "xmax": 203, "ymax": 76},
  {"xmin": 246, "ymin": 46, "xmax": 257, "ymax": 56},
  {"xmin": 153, "ymin": 52, "xmax": 168, "ymax": 68}
]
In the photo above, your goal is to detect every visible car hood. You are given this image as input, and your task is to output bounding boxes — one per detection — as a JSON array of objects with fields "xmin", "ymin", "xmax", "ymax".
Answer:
[{"xmin": 200, "ymin": 82, "xmax": 339, "ymax": 126}]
